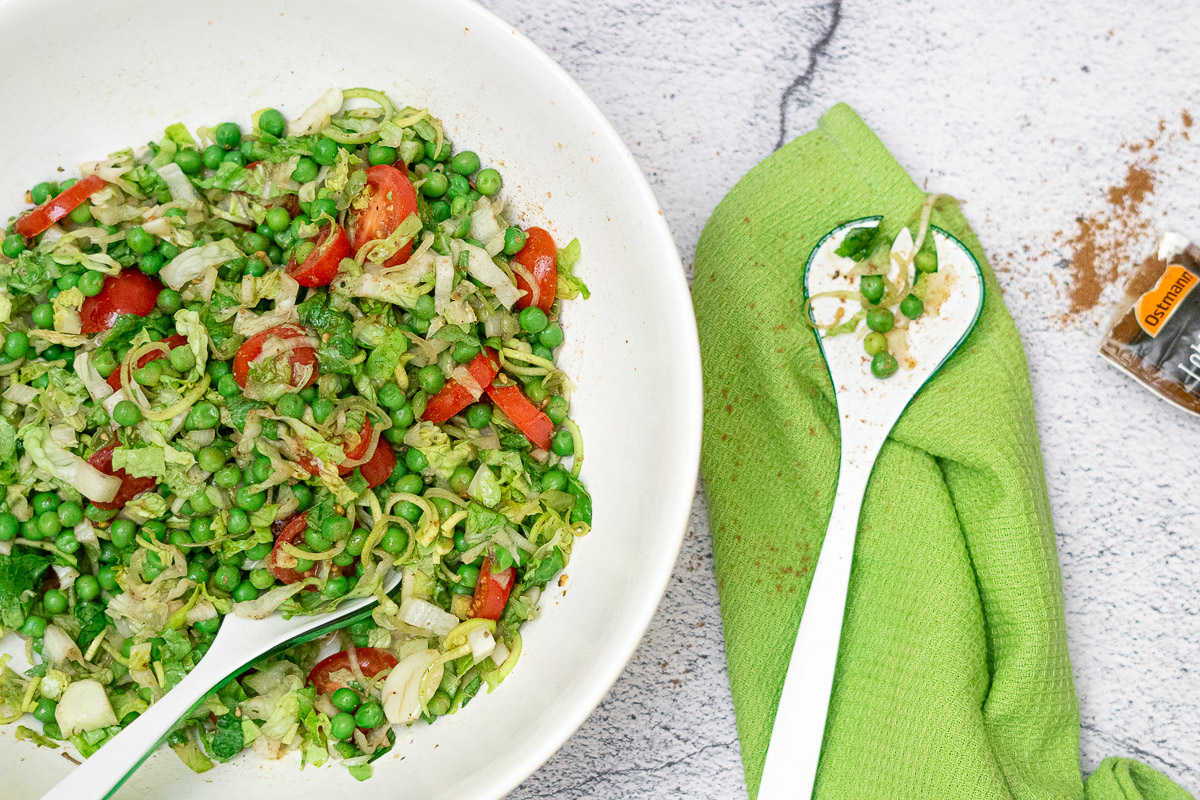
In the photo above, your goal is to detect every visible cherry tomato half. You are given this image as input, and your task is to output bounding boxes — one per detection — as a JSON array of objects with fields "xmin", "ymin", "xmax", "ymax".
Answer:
[
  {"xmin": 87, "ymin": 439, "xmax": 158, "ymax": 511},
  {"xmin": 351, "ymin": 165, "xmax": 418, "ymax": 266},
  {"xmin": 232, "ymin": 324, "xmax": 318, "ymax": 395},
  {"xmin": 266, "ymin": 514, "xmax": 317, "ymax": 585},
  {"xmin": 307, "ymin": 648, "xmax": 398, "ymax": 694},
  {"xmin": 286, "ymin": 223, "xmax": 351, "ymax": 287},
  {"xmin": 80, "ymin": 269, "xmax": 163, "ymax": 334},
  {"xmin": 513, "ymin": 227, "xmax": 557, "ymax": 313},
  {"xmin": 469, "ymin": 554, "xmax": 517, "ymax": 621}
]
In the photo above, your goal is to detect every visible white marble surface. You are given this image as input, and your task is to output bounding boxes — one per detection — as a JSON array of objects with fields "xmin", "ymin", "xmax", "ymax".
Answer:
[{"xmin": 482, "ymin": 1, "xmax": 1200, "ymax": 796}]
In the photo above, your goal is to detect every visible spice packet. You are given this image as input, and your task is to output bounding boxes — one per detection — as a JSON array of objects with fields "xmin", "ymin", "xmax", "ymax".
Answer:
[{"xmin": 1100, "ymin": 231, "xmax": 1200, "ymax": 416}]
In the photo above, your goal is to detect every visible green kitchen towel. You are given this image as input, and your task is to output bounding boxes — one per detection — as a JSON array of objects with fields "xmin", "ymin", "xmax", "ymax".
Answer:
[{"xmin": 692, "ymin": 105, "xmax": 1192, "ymax": 800}]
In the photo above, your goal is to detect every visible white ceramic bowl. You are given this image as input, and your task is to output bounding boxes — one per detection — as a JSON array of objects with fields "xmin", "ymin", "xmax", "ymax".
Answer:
[{"xmin": 0, "ymin": 1, "xmax": 702, "ymax": 797}]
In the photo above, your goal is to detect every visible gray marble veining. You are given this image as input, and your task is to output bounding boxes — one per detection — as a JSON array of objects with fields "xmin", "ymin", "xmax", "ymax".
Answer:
[{"xmin": 479, "ymin": 1, "xmax": 1200, "ymax": 796}]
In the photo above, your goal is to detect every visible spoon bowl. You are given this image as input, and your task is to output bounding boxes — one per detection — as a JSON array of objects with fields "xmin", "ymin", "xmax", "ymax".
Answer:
[
  {"xmin": 757, "ymin": 217, "xmax": 984, "ymax": 799},
  {"xmin": 39, "ymin": 571, "xmax": 403, "ymax": 800}
]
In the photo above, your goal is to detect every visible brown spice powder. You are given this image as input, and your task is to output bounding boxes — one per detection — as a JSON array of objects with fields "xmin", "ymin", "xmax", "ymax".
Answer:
[{"xmin": 1066, "ymin": 164, "xmax": 1157, "ymax": 313}]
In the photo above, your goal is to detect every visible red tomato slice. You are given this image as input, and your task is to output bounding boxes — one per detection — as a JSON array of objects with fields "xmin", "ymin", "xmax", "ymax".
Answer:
[
  {"xmin": 307, "ymin": 648, "xmax": 398, "ymax": 694},
  {"xmin": 357, "ymin": 438, "xmax": 396, "ymax": 489},
  {"xmin": 422, "ymin": 348, "xmax": 501, "ymax": 424},
  {"xmin": 15, "ymin": 175, "xmax": 107, "ymax": 238},
  {"xmin": 105, "ymin": 334, "xmax": 188, "ymax": 392},
  {"xmin": 87, "ymin": 439, "xmax": 158, "ymax": 511},
  {"xmin": 266, "ymin": 514, "xmax": 317, "ymax": 584},
  {"xmin": 295, "ymin": 419, "xmax": 374, "ymax": 477},
  {"xmin": 469, "ymin": 555, "xmax": 517, "ymax": 621},
  {"xmin": 513, "ymin": 227, "xmax": 557, "ymax": 313},
  {"xmin": 232, "ymin": 324, "xmax": 318, "ymax": 393},
  {"xmin": 485, "ymin": 382, "xmax": 554, "ymax": 450},
  {"xmin": 352, "ymin": 165, "xmax": 417, "ymax": 266},
  {"xmin": 80, "ymin": 269, "xmax": 163, "ymax": 334},
  {"xmin": 286, "ymin": 223, "xmax": 351, "ymax": 287}
]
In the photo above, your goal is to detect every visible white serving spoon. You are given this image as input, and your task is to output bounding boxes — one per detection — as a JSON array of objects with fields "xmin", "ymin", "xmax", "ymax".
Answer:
[
  {"xmin": 40, "ymin": 571, "xmax": 403, "ymax": 800},
  {"xmin": 757, "ymin": 217, "xmax": 985, "ymax": 799}
]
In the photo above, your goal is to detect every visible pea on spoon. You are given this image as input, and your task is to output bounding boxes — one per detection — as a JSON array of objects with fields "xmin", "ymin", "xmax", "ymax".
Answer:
[
  {"xmin": 757, "ymin": 216, "xmax": 985, "ymax": 800},
  {"xmin": 39, "ymin": 571, "xmax": 402, "ymax": 800}
]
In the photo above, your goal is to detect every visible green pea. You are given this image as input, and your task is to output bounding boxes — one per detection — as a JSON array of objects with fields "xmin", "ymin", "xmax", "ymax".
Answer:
[
  {"xmin": 525, "ymin": 380, "xmax": 548, "ymax": 405},
  {"xmin": 207, "ymin": 359, "xmax": 232, "ymax": 381},
  {"xmin": 421, "ymin": 171, "xmax": 448, "ymax": 198},
  {"xmin": 76, "ymin": 575, "xmax": 100, "ymax": 601},
  {"xmin": 43, "ymin": 588, "xmax": 67, "ymax": 614},
  {"xmin": 354, "ymin": 701, "xmax": 384, "ymax": 729},
  {"xmin": 417, "ymin": 364, "xmax": 445, "ymax": 394},
  {"xmin": 449, "ymin": 465, "xmax": 474, "ymax": 496},
  {"xmin": 171, "ymin": 148, "xmax": 202, "ymax": 176},
  {"xmin": 294, "ymin": 557, "xmax": 314, "ymax": 572},
  {"xmin": 57, "ymin": 500, "xmax": 83, "ymax": 528},
  {"xmin": 388, "ymin": 403, "xmax": 415, "ymax": 432},
  {"xmin": 412, "ymin": 293, "xmax": 436, "ymax": 320},
  {"xmin": 37, "ymin": 510, "xmax": 62, "ymax": 538},
  {"xmin": 376, "ymin": 382, "xmax": 403, "ymax": 410},
  {"xmin": 396, "ymin": 501, "xmax": 422, "ymax": 524},
  {"xmin": 21, "ymin": 615, "xmax": 46, "ymax": 637},
  {"xmin": 215, "ymin": 122, "xmax": 242, "ymax": 150},
  {"xmin": 214, "ymin": 464, "xmax": 242, "ymax": 488},
  {"xmin": 404, "ymin": 447, "xmax": 429, "ymax": 473},
  {"xmin": 465, "ymin": 402, "xmax": 492, "ymax": 429},
  {"xmin": 257, "ymin": 108, "xmax": 286, "ymax": 138},
  {"xmin": 291, "ymin": 483, "xmax": 312, "ymax": 510},
  {"xmin": 859, "ymin": 275, "xmax": 885, "ymax": 304},
  {"xmin": 249, "ymin": 568, "xmax": 275, "ymax": 591},
  {"xmin": 456, "ymin": 562, "xmax": 480, "ymax": 588},
  {"xmin": 265, "ymin": 206, "xmax": 291, "ymax": 233},
  {"xmin": 78, "ymin": 270, "xmax": 106, "ymax": 297},
  {"xmin": 545, "ymin": 396, "xmax": 569, "ymax": 425},
  {"xmin": 381, "ymin": 525, "xmax": 408, "ymax": 555},
  {"xmin": 452, "ymin": 342, "xmax": 480, "ymax": 364},
  {"xmin": 140, "ymin": 519, "xmax": 167, "ymax": 542},
  {"xmin": 863, "ymin": 332, "xmax": 889, "ymax": 356},
  {"xmin": 110, "ymin": 519, "xmax": 136, "ymax": 548},
  {"xmin": 213, "ymin": 565, "xmax": 240, "ymax": 592},
  {"xmin": 126, "ymin": 226, "xmax": 155, "ymax": 254},
  {"xmin": 158, "ymin": 240, "xmax": 180, "ymax": 260},
  {"xmin": 475, "ymin": 168, "xmax": 501, "ymax": 196},
  {"xmin": 330, "ymin": 712, "xmax": 356, "ymax": 740},
  {"xmin": 871, "ymin": 351, "xmax": 899, "ymax": 378},
  {"xmin": 245, "ymin": 541, "xmax": 272, "ymax": 561},
  {"xmin": 291, "ymin": 157, "xmax": 319, "ymax": 184},
  {"xmin": 222, "ymin": 150, "xmax": 246, "ymax": 166},
  {"xmin": 56, "ymin": 272, "xmax": 80, "ymax": 292},
  {"xmin": 367, "ymin": 144, "xmax": 397, "ymax": 166},
  {"xmin": 168, "ymin": 345, "xmax": 195, "ymax": 373},
  {"xmin": 3, "ymin": 331, "xmax": 29, "ymax": 360},
  {"xmin": 190, "ymin": 489, "xmax": 216, "ymax": 515},
  {"xmin": 429, "ymin": 200, "xmax": 451, "ymax": 223},
  {"xmin": 450, "ymin": 151, "xmax": 480, "ymax": 176},
  {"xmin": 914, "ymin": 249, "xmax": 938, "ymax": 274},
  {"xmin": 113, "ymin": 399, "xmax": 141, "ymax": 426},
  {"xmin": 312, "ymin": 137, "xmax": 339, "ymax": 166},
  {"xmin": 31, "ymin": 182, "xmax": 57, "ymax": 205},
  {"xmin": 900, "ymin": 293, "xmax": 924, "ymax": 319},
  {"xmin": 305, "ymin": 526, "xmax": 332, "ymax": 553},
  {"xmin": 424, "ymin": 138, "xmax": 451, "ymax": 161},
  {"xmin": 311, "ymin": 397, "xmax": 335, "ymax": 425},
  {"xmin": 865, "ymin": 308, "xmax": 894, "ymax": 333},
  {"xmin": 551, "ymin": 429, "xmax": 574, "ymax": 457},
  {"xmin": 185, "ymin": 401, "xmax": 219, "ymax": 430},
  {"xmin": 231, "ymin": 581, "xmax": 258, "ymax": 603},
  {"xmin": 31, "ymin": 492, "xmax": 59, "ymax": 515},
  {"xmin": 395, "ymin": 473, "xmax": 424, "ymax": 495},
  {"xmin": 323, "ymin": 576, "xmax": 349, "ymax": 599},
  {"xmin": 241, "ymin": 231, "xmax": 269, "ymax": 255},
  {"xmin": 0, "ymin": 513, "xmax": 17, "ymax": 541},
  {"xmin": 276, "ymin": 393, "xmax": 305, "ymax": 419},
  {"xmin": 32, "ymin": 302, "xmax": 54, "ymax": 328},
  {"xmin": 138, "ymin": 251, "xmax": 165, "ymax": 276},
  {"xmin": 345, "ymin": 529, "xmax": 368, "ymax": 557},
  {"xmin": 151, "ymin": 289, "xmax": 180, "ymax": 316},
  {"xmin": 2, "ymin": 233, "xmax": 27, "ymax": 258},
  {"xmin": 235, "ymin": 486, "xmax": 266, "ymax": 511},
  {"xmin": 331, "ymin": 688, "xmax": 360, "ymax": 713},
  {"xmin": 502, "ymin": 226, "xmax": 528, "ymax": 256},
  {"xmin": 446, "ymin": 174, "xmax": 471, "ymax": 200},
  {"xmin": 519, "ymin": 306, "xmax": 548, "ymax": 334},
  {"xmin": 33, "ymin": 697, "xmax": 57, "ymax": 724},
  {"xmin": 322, "ymin": 516, "xmax": 352, "ymax": 542},
  {"xmin": 201, "ymin": 145, "xmax": 224, "ymax": 170},
  {"xmin": 309, "ymin": 197, "xmax": 337, "ymax": 223},
  {"xmin": 133, "ymin": 359, "xmax": 164, "ymax": 387}
]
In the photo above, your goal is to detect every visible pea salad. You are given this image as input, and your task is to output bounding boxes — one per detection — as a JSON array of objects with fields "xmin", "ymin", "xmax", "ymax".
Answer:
[{"xmin": 0, "ymin": 88, "xmax": 591, "ymax": 779}]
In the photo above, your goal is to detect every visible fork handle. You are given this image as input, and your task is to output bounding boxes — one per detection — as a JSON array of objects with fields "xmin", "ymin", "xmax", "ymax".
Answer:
[
  {"xmin": 40, "ymin": 631, "xmax": 242, "ymax": 800},
  {"xmin": 757, "ymin": 432, "xmax": 884, "ymax": 799}
]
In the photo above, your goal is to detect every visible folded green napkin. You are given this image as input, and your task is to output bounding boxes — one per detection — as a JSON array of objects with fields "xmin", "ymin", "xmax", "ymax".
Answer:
[{"xmin": 691, "ymin": 105, "xmax": 1192, "ymax": 800}]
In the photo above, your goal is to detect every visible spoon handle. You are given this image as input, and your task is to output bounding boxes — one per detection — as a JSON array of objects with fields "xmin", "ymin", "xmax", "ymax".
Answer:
[
  {"xmin": 40, "ymin": 630, "xmax": 243, "ymax": 800},
  {"xmin": 757, "ymin": 431, "xmax": 885, "ymax": 800}
]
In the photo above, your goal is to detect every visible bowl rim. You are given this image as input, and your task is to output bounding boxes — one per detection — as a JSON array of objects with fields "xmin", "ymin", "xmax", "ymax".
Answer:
[{"xmin": 446, "ymin": 0, "xmax": 703, "ymax": 794}]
